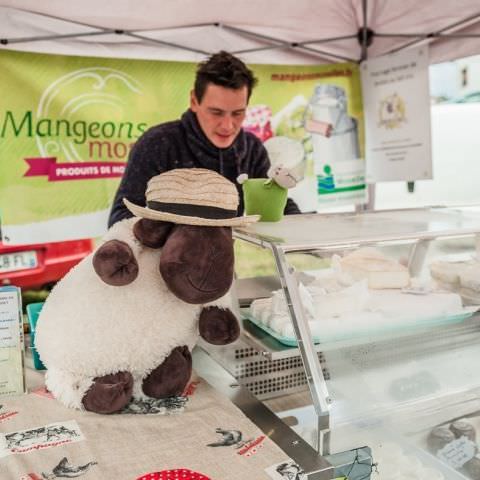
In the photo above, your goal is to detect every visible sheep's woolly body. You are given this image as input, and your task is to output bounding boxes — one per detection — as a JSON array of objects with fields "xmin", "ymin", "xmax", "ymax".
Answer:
[{"xmin": 36, "ymin": 218, "xmax": 232, "ymax": 409}]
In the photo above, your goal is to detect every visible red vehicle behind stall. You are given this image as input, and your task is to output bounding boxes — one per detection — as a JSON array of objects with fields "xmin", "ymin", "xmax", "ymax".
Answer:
[{"xmin": 0, "ymin": 238, "xmax": 94, "ymax": 290}]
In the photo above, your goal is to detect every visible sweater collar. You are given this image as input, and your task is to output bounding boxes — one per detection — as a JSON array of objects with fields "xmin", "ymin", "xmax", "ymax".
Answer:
[{"xmin": 181, "ymin": 109, "xmax": 247, "ymax": 164}]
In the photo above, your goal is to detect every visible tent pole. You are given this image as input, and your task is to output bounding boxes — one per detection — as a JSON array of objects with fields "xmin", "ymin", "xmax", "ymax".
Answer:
[
  {"xmin": 233, "ymin": 45, "xmax": 291, "ymax": 55},
  {"xmin": 233, "ymin": 43, "xmax": 355, "ymax": 63},
  {"xmin": 219, "ymin": 23, "xmax": 288, "ymax": 47},
  {"xmin": 384, "ymin": 11, "xmax": 480, "ymax": 55},
  {"xmin": 359, "ymin": 0, "xmax": 377, "ymax": 212},
  {"xmin": 124, "ymin": 32, "xmax": 210, "ymax": 55},
  {"xmin": 140, "ymin": 22, "xmax": 218, "ymax": 31},
  {"xmin": 376, "ymin": 32, "xmax": 480, "ymax": 38},
  {"xmin": 1, "ymin": 31, "xmax": 113, "ymax": 45},
  {"xmin": 361, "ymin": 0, "xmax": 368, "ymax": 62},
  {"xmin": 4, "ymin": 6, "xmax": 216, "ymax": 34},
  {"xmin": 295, "ymin": 45, "xmax": 356, "ymax": 62},
  {"xmin": 299, "ymin": 34, "xmax": 358, "ymax": 46},
  {"xmin": 223, "ymin": 24, "xmax": 356, "ymax": 62},
  {"xmin": 4, "ymin": 6, "xmax": 114, "ymax": 32},
  {"xmin": 0, "ymin": 7, "xmax": 218, "ymax": 49}
]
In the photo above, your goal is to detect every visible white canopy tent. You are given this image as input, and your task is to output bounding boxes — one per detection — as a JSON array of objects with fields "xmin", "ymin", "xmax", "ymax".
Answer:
[
  {"xmin": 1, "ymin": 0, "xmax": 480, "ymax": 65},
  {"xmin": 2, "ymin": 0, "xmax": 480, "ymax": 213}
]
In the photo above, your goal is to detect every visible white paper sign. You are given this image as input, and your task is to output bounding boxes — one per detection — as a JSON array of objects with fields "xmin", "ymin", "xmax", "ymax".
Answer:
[
  {"xmin": 361, "ymin": 46, "xmax": 432, "ymax": 182},
  {"xmin": 436, "ymin": 436, "xmax": 476, "ymax": 469},
  {"xmin": 0, "ymin": 287, "xmax": 25, "ymax": 397}
]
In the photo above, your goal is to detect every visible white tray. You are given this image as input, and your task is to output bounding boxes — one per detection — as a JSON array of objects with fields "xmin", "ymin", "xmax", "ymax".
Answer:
[{"xmin": 244, "ymin": 307, "xmax": 478, "ymax": 347}]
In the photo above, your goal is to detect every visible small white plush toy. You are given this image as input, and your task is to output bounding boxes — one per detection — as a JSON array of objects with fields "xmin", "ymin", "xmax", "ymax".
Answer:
[
  {"xmin": 266, "ymin": 164, "xmax": 300, "ymax": 189},
  {"xmin": 237, "ymin": 136, "xmax": 304, "ymax": 222},
  {"xmin": 263, "ymin": 135, "xmax": 305, "ymax": 186},
  {"xmin": 35, "ymin": 168, "xmax": 258, "ymax": 414}
]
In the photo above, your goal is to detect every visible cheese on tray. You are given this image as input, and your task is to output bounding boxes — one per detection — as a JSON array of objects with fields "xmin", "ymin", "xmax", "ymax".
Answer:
[
  {"xmin": 428, "ymin": 258, "xmax": 480, "ymax": 305},
  {"xmin": 339, "ymin": 247, "xmax": 410, "ymax": 289},
  {"xmin": 308, "ymin": 280, "xmax": 370, "ymax": 318},
  {"xmin": 368, "ymin": 290, "xmax": 463, "ymax": 319},
  {"xmin": 249, "ymin": 279, "xmax": 467, "ymax": 343},
  {"xmin": 429, "ymin": 259, "xmax": 476, "ymax": 287},
  {"xmin": 247, "ymin": 249, "xmax": 474, "ymax": 344}
]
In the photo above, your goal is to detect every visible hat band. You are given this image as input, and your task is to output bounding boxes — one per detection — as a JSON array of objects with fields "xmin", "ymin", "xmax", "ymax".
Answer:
[{"xmin": 147, "ymin": 201, "xmax": 237, "ymax": 220}]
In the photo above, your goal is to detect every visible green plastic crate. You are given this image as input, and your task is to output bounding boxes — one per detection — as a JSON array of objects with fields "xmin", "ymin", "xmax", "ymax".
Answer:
[{"xmin": 26, "ymin": 302, "xmax": 46, "ymax": 370}]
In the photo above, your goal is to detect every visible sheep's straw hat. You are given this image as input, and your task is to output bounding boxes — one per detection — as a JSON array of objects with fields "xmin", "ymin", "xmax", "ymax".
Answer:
[{"xmin": 123, "ymin": 168, "xmax": 259, "ymax": 227}]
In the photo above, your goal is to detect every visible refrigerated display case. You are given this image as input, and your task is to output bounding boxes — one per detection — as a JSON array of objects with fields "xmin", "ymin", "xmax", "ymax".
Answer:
[{"xmin": 201, "ymin": 206, "xmax": 480, "ymax": 479}]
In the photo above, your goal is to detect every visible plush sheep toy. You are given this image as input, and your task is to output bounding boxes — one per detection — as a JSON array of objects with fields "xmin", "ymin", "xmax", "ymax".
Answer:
[{"xmin": 35, "ymin": 168, "xmax": 259, "ymax": 414}]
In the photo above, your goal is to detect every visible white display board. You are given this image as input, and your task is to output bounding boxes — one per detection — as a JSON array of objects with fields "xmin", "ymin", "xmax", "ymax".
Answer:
[
  {"xmin": 0, "ymin": 287, "xmax": 25, "ymax": 397},
  {"xmin": 362, "ymin": 46, "xmax": 432, "ymax": 182}
]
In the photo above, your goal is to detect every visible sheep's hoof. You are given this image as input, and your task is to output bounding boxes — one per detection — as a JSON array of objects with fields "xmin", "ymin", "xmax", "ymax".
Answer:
[
  {"xmin": 142, "ymin": 346, "xmax": 192, "ymax": 398},
  {"xmin": 199, "ymin": 306, "xmax": 240, "ymax": 345},
  {"xmin": 82, "ymin": 371, "xmax": 133, "ymax": 414}
]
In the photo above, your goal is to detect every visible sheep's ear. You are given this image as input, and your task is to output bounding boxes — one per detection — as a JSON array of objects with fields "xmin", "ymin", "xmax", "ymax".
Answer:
[
  {"xmin": 92, "ymin": 240, "xmax": 139, "ymax": 286},
  {"xmin": 133, "ymin": 218, "xmax": 173, "ymax": 248}
]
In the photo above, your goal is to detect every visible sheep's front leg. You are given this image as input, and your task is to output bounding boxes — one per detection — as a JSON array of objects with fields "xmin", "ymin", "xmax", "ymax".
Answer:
[
  {"xmin": 82, "ymin": 371, "xmax": 134, "ymax": 414},
  {"xmin": 199, "ymin": 306, "xmax": 240, "ymax": 345},
  {"xmin": 142, "ymin": 346, "xmax": 192, "ymax": 398}
]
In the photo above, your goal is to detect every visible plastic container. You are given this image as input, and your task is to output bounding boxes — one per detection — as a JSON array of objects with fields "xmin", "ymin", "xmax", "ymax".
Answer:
[
  {"xmin": 26, "ymin": 302, "xmax": 46, "ymax": 370},
  {"xmin": 242, "ymin": 178, "xmax": 288, "ymax": 222}
]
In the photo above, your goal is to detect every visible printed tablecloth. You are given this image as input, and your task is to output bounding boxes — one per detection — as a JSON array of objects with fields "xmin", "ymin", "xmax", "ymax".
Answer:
[{"xmin": 0, "ymin": 368, "xmax": 301, "ymax": 480}]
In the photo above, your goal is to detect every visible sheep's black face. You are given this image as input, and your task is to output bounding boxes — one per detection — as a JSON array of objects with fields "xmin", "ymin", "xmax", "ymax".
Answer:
[
  {"xmin": 159, "ymin": 225, "xmax": 234, "ymax": 304},
  {"xmin": 94, "ymin": 219, "xmax": 235, "ymax": 304}
]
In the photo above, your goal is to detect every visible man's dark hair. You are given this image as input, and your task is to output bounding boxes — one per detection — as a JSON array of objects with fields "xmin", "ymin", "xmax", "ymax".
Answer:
[{"xmin": 194, "ymin": 51, "xmax": 257, "ymax": 103}]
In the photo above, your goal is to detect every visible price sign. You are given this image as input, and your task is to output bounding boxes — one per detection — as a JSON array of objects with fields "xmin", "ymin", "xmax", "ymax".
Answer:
[{"xmin": 0, "ymin": 286, "xmax": 25, "ymax": 397}]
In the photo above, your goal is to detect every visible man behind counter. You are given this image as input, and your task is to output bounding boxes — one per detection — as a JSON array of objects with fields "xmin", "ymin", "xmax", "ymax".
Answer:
[{"xmin": 108, "ymin": 50, "xmax": 300, "ymax": 227}]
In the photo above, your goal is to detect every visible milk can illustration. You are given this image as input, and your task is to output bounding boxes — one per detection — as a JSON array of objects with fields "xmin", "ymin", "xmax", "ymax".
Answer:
[{"xmin": 304, "ymin": 84, "xmax": 364, "ymax": 204}]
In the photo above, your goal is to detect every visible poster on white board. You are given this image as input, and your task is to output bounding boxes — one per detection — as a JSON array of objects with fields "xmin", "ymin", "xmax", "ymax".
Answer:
[{"xmin": 361, "ymin": 45, "xmax": 432, "ymax": 182}]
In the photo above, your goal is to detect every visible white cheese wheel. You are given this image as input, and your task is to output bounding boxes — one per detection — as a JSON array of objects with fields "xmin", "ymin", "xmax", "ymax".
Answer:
[
  {"xmin": 340, "ymin": 248, "xmax": 410, "ymax": 289},
  {"xmin": 430, "ymin": 260, "xmax": 473, "ymax": 286}
]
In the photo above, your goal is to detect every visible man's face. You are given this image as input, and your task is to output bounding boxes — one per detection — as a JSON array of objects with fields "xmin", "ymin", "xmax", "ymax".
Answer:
[{"xmin": 190, "ymin": 83, "xmax": 248, "ymax": 149}]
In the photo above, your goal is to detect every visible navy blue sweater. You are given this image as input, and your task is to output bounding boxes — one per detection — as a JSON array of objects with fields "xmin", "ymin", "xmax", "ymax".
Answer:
[{"xmin": 108, "ymin": 109, "xmax": 300, "ymax": 227}]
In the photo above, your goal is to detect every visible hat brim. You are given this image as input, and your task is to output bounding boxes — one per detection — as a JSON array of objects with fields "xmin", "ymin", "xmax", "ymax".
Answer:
[{"xmin": 123, "ymin": 198, "xmax": 259, "ymax": 227}]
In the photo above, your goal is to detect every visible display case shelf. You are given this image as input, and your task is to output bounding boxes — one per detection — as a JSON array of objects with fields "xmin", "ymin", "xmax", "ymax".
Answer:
[{"xmin": 235, "ymin": 207, "xmax": 480, "ymax": 252}]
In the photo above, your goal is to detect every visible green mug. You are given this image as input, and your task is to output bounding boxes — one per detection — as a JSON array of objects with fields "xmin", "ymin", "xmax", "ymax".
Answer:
[{"xmin": 242, "ymin": 178, "xmax": 288, "ymax": 222}]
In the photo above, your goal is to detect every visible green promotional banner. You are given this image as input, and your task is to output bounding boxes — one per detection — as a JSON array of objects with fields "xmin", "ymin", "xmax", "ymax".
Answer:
[{"xmin": 0, "ymin": 49, "xmax": 364, "ymax": 244}]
